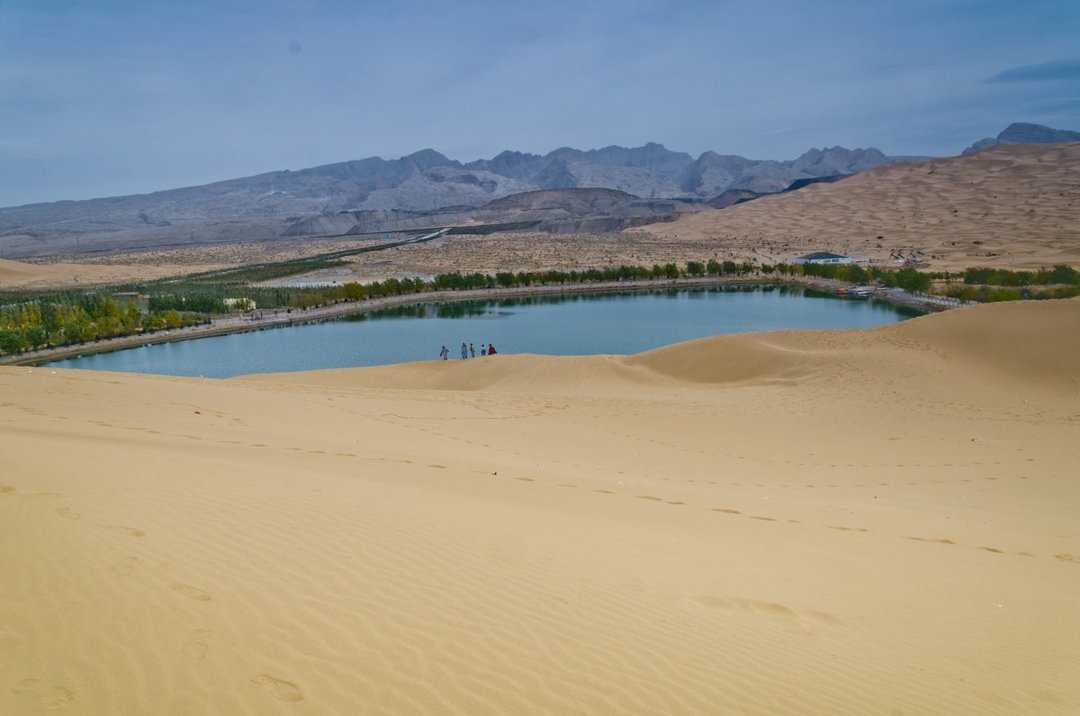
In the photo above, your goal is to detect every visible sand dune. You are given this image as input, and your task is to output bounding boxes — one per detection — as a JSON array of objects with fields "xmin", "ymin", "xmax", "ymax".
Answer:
[
  {"xmin": 2, "ymin": 300, "xmax": 1080, "ymax": 714},
  {"xmin": 635, "ymin": 142, "xmax": 1080, "ymax": 270}
]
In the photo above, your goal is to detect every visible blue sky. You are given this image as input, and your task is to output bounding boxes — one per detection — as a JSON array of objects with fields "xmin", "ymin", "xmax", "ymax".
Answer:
[{"xmin": 1, "ymin": 0, "xmax": 1078, "ymax": 206}]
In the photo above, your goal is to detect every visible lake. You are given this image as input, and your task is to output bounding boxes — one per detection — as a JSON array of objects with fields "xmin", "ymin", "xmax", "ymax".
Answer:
[{"xmin": 46, "ymin": 285, "xmax": 917, "ymax": 378}]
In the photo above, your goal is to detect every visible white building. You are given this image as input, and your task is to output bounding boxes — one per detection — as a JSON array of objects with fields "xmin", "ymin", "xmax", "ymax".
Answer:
[{"xmin": 793, "ymin": 251, "xmax": 854, "ymax": 265}]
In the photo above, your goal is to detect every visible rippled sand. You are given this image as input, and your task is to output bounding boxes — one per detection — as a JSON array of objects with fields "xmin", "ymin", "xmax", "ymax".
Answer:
[{"xmin": 2, "ymin": 299, "xmax": 1079, "ymax": 714}]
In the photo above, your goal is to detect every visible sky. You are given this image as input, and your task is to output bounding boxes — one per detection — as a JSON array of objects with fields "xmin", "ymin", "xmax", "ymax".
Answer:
[{"xmin": 1, "ymin": 0, "xmax": 1078, "ymax": 206}]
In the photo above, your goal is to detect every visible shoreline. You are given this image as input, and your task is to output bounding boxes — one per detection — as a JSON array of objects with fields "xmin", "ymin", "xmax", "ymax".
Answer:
[{"xmin": 1, "ymin": 276, "xmax": 943, "ymax": 367}]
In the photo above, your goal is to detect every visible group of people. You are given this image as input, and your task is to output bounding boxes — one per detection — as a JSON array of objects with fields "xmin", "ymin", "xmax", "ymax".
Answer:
[{"xmin": 439, "ymin": 341, "xmax": 497, "ymax": 360}]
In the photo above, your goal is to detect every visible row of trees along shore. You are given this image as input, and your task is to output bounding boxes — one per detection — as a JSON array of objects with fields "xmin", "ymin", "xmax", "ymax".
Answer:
[{"xmin": 3, "ymin": 261, "xmax": 1078, "ymax": 356}]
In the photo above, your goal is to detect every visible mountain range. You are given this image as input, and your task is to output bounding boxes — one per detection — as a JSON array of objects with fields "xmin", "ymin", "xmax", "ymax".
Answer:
[
  {"xmin": 0, "ymin": 123, "xmax": 1075, "ymax": 259},
  {"xmin": 0, "ymin": 144, "xmax": 921, "ymax": 239}
]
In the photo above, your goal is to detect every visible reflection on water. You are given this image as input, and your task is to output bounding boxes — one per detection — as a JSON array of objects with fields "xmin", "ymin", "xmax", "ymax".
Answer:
[{"xmin": 47, "ymin": 285, "xmax": 917, "ymax": 378}]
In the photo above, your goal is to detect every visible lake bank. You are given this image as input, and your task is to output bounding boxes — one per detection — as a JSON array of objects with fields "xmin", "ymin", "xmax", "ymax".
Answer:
[
  {"xmin": 44, "ymin": 283, "xmax": 915, "ymax": 377},
  {"xmin": 1, "ymin": 275, "xmax": 939, "ymax": 367}
]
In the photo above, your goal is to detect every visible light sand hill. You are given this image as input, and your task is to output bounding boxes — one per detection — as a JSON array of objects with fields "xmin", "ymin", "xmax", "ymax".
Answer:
[
  {"xmin": 636, "ymin": 143, "xmax": 1080, "ymax": 270},
  {"xmin": 2, "ymin": 300, "xmax": 1080, "ymax": 714},
  {"xmin": 0, "ymin": 258, "xmax": 201, "ymax": 290}
]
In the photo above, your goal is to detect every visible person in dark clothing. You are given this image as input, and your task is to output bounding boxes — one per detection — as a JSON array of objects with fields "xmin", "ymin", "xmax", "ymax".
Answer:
[
  {"xmin": 469, "ymin": 343, "xmax": 476, "ymax": 358},
  {"xmin": 439, "ymin": 345, "xmax": 449, "ymax": 360},
  {"xmin": 461, "ymin": 342, "xmax": 468, "ymax": 360},
  {"xmin": 487, "ymin": 343, "xmax": 497, "ymax": 355}
]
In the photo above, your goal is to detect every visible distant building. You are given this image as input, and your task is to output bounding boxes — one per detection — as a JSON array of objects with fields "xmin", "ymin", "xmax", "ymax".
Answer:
[{"xmin": 793, "ymin": 251, "xmax": 853, "ymax": 265}]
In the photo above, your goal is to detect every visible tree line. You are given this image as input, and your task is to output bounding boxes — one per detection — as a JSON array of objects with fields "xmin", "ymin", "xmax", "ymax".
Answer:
[
  {"xmin": 0, "ymin": 294, "xmax": 204, "ymax": 355},
  {"xmin": 3, "ymin": 260, "xmax": 1076, "ymax": 356}
]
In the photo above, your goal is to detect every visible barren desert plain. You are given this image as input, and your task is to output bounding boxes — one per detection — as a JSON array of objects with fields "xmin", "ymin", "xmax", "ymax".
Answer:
[{"xmin": 2, "ymin": 298, "xmax": 1079, "ymax": 714}]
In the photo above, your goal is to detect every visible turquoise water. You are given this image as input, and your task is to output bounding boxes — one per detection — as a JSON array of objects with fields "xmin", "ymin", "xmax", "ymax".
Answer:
[{"xmin": 46, "ymin": 286, "xmax": 916, "ymax": 378}]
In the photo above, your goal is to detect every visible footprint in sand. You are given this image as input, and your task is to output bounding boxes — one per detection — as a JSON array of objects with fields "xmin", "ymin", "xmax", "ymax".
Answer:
[
  {"xmin": 171, "ymin": 583, "xmax": 212, "ymax": 602},
  {"xmin": 712, "ymin": 507, "xmax": 741, "ymax": 515},
  {"xmin": 694, "ymin": 596, "xmax": 842, "ymax": 628},
  {"xmin": 828, "ymin": 525, "xmax": 869, "ymax": 533},
  {"xmin": 695, "ymin": 596, "xmax": 797, "ymax": 618},
  {"xmin": 1054, "ymin": 553, "xmax": 1077, "ymax": 564},
  {"xmin": 56, "ymin": 507, "xmax": 80, "ymax": 520},
  {"xmin": 593, "ymin": 489, "xmax": 616, "ymax": 495},
  {"xmin": 182, "ymin": 630, "xmax": 212, "ymax": 662},
  {"xmin": 513, "ymin": 476, "xmax": 535, "ymax": 482},
  {"xmin": 111, "ymin": 556, "xmax": 141, "ymax": 578},
  {"xmin": 0, "ymin": 625, "xmax": 23, "ymax": 650},
  {"xmin": 636, "ymin": 495, "xmax": 663, "ymax": 502},
  {"xmin": 101, "ymin": 524, "xmax": 146, "ymax": 538},
  {"xmin": 251, "ymin": 674, "xmax": 304, "ymax": 702},
  {"xmin": 0, "ymin": 484, "xmax": 14, "ymax": 494},
  {"xmin": 908, "ymin": 536, "xmax": 955, "ymax": 545},
  {"xmin": 749, "ymin": 515, "xmax": 777, "ymax": 522},
  {"xmin": 11, "ymin": 678, "xmax": 76, "ymax": 710},
  {"xmin": 978, "ymin": 546, "xmax": 1005, "ymax": 554}
]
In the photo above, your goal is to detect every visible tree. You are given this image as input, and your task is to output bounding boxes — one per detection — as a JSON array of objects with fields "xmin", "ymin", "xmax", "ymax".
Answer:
[
  {"xmin": 895, "ymin": 268, "xmax": 931, "ymax": 294},
  {"xmin": 341, "ymin": 282, "xmax": 364, "ymax": 300}
]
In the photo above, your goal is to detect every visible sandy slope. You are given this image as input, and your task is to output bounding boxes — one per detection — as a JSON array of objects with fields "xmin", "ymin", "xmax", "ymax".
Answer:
[
  {"xmin": 636, "ymin": 142, "xmax": 1080, "ymax": 270},
  {"xmin": 2, "ymin": 300, "xmax": 1079, "ymax": 714},
  {"xmin": 0, "ymin": 258, "xmax": 204, "ymax": 290}
]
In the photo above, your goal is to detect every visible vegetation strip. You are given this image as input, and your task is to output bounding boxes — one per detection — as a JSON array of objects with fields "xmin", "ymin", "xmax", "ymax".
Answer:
[{"xmin": 4, "ymin": 259, "xmax": 1077, "ymax": 359}]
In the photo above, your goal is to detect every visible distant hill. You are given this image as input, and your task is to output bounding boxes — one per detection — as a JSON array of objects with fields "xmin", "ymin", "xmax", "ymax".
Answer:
[{"xmin": 963, "ymin": 122, "xmax": 1080, "ymax": 155}]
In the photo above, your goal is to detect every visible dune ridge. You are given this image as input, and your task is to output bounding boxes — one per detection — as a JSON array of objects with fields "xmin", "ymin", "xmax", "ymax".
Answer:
[{"xmin": 2, "ymin": 299, "xmax": 1079, "ymax": 714}]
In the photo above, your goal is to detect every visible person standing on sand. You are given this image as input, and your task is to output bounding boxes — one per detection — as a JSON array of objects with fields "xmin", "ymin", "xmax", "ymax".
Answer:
[
  {"xmin": 461, "ymin": 342, "xmax": 468, "ymax": 360},
  {"xmin": 488, "ymin": 343, "xmax": 498, "ymax": 355},
  {"xmin": 480, "ymin": 344, "xmax": 487, "ymax": 356},
  {"xmin": 440, "ymin": 345, "xmax": 449, "ymax": 360},
  {"xmin": 469, "ymin": 343, "xmax": 476, "ymax": 358}
]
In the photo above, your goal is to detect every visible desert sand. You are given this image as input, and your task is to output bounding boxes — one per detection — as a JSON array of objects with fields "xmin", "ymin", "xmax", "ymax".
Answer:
[
  {"xmin": 0, "ymin": 258, "xmax": 212, "ymax": 290},
  {"xmin": 2, "ymin": 299, "xmax": 1079, "ymax": 714}
]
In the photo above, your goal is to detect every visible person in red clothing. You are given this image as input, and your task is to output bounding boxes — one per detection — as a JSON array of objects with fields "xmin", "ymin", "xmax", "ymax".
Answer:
[{"xmin": 487, "ymin": 343, "xmax": 497, "ymax": 355}]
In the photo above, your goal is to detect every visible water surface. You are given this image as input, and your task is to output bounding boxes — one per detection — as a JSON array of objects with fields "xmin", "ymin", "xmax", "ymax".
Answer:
[{"xmin": 47, "ymin": 286, "xmax": 915, "ymax": 378}]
